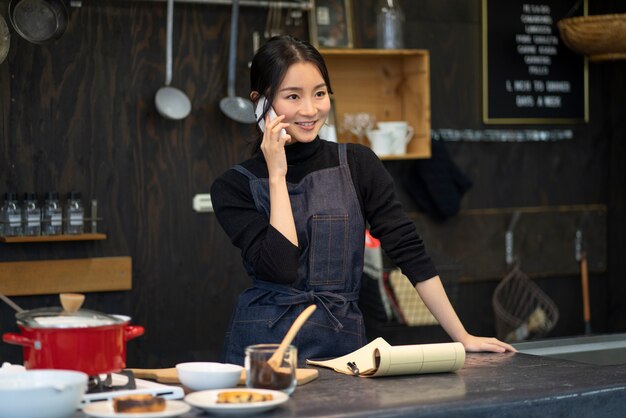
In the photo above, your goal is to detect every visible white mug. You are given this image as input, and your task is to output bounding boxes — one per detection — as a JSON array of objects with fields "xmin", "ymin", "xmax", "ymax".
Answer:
[
  {"xmin": 377, "ymin": 121, "xmax": 414, "ymax": 155},
  {"xmin": 366, "ymin": 129, "xmax": 394, "ymax": 156}
]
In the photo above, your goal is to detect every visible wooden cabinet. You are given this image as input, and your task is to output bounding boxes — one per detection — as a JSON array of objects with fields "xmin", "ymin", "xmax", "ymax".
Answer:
[{"xmin": 320, "ymin": 49, "xmax": 431, "ymax": 159}]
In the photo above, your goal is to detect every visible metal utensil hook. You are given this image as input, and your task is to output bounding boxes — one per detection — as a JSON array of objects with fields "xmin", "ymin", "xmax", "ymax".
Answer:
[
  {"xmin": 575, "ymin": 229, "xmax": 584, "ymax": 262},
  {"xmin": 505, "ymin": 211, "xmax": 522, "ymax": 266}
]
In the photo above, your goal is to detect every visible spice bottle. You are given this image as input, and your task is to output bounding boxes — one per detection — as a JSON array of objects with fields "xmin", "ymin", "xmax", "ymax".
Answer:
[
  {"xmin": 0, "ymin": 192, "xmax": 23, "ymax": 237},
  {"xmin": 21, "ymin": 192, "xmax": 41, "ymax": 236},
  {"xmin": 64, "ymin": 191, "xmax": 84, "ymax": 235},
  {"xmin": 42, "ymin": 191, "xmax": 63, "ymax": 235}
]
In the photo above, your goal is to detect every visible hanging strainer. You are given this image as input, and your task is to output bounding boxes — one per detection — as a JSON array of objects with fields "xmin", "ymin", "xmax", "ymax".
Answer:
[{"xmin": 492, "ymin": 264, "xmax": 559, "ymax": 342}]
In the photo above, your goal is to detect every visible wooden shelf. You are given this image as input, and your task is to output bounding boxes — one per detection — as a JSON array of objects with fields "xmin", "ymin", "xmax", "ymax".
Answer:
[
  {"xmin": 0, "ymin": 233, "xmax": 107, "ymax": 243},
  {"xmin": 320, "ymin": 48, "xmax": 431, "ymax": 159},
  {"xmin": 0, "ymin": 256, "xmax": 131, "ymax": 296}
]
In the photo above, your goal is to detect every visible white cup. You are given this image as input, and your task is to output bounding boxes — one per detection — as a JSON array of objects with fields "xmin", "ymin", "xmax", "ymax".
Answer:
[
  {"xmin": 366, "ymin": 129, "xmax": 395, "ymax": 156},
  {"xmin": 377, "ymin": 121, "xmax": 414, "ymax": 155}
]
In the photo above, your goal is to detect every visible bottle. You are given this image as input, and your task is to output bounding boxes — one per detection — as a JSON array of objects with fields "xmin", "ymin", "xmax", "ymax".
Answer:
[
  {"xmin": 42, "ymin": 191, "xmax": 63, "ymax": 235},
  {"xmin": 376, "ymin": 0, "xmax": 404, "ymax": 49},
  {"xmin": 21, "ymin": 192, "xmax": 41, "ymax": 236},
  {"xmin": 64, "ymin": 191, "xmax": 84, "ymax": 235},
  {"xmin": 0, "ymin": 192, "xmax": 23, "ymax": 237}
]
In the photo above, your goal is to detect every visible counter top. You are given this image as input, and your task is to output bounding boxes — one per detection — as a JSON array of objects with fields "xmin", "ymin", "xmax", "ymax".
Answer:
[{"xmin": 76, "ymin": 352, "xmax": 626, "ymax": 417}]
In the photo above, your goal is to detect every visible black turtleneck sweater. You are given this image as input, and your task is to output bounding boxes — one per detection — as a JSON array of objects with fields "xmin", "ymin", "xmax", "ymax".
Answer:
[{"xmin": 210, "ymin": 138, "xmax": 438, "ymax": 286}]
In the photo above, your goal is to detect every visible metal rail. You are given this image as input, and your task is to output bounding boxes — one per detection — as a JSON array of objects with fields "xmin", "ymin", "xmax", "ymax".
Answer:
[{"xmin": 71, "ymin": 0, "xmax": 312, "ymax": 9}]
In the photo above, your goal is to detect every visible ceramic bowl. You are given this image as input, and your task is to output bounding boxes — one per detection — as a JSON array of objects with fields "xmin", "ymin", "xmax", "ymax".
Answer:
[
  {"xmin": 176, "ymin": 362, "xmax": 243, "ymax": 391},
  {"xmin": 0, "ymin": 369, "xmax": 88, "ymax": 418}
]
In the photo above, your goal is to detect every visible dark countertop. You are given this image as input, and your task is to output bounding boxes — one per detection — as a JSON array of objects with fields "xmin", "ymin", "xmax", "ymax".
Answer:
[{"xmin": 77, "ymin": 352, "xmax": 626, "ymax": 417}]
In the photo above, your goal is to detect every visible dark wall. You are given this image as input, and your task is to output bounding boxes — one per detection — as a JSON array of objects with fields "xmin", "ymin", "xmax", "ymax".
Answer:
[{"xmin": 1, "ymin": 0, "xmax": 624, "ymax": 367}]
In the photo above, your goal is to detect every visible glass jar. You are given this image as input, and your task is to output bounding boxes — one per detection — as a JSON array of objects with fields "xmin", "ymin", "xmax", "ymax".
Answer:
[
  {"xmin": 21, "ymin": 192, "xmax": 41, "ymax": 236},
  {"xmin": 64, "ymin": 191, "xmax": 84, "ymax": 235},
  {"xmin": 1, "ymin": 192, "xmax": 23, "ymax": 237},
  {"xmin": 42, "ymin": 191, "xmax": 63, "ymax": 235},
  {"xmin": 376, "ymin": 0, "xmax": 404, "ymax": 49}
]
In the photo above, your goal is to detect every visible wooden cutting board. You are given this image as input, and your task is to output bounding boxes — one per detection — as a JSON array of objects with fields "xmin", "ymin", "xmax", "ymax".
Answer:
[{"xmin": 127, "ymin": 367, "xmax": 319, "ymax": 386}]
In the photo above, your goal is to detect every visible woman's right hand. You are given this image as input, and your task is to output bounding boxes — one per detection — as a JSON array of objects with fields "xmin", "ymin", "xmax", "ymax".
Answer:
[{"xmin": 259, "ymin": 113, "xmax": 291, "ymax": 179}]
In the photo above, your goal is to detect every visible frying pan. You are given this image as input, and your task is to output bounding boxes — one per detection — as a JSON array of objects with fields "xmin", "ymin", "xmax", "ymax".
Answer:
[
  {"xmin": 8, "ymin": 0, "xmax": 68, "ymax": 44},
  {"xmin": 0, "ymin": 14, "xmax": 9, "ymax": 64}
]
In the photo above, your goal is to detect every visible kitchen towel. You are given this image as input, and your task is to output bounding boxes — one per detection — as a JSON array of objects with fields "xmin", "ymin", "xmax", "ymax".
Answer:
[{"xmin": 402, "ymin": 140, "xmax": 472, "ymax": 222}]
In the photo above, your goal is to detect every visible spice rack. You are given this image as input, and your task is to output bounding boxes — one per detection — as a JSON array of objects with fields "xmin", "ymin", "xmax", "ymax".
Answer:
[{"xmin": 320, "ymin": 48, "xmax": 431, "ymax": 160}]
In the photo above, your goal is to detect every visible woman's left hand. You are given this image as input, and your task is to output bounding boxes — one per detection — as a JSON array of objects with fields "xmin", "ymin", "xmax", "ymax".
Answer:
[{"xmin": 459, "ymin": 334, "xmax": 517, "ymax": 353}]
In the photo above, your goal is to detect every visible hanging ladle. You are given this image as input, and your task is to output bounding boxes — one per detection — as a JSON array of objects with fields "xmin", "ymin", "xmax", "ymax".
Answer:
[
  {"xmin": 0, "ymin": 291, "xmax": 23, "ymax": 313},
  {"xmin": 219, "ymin": 0, "xmax": 256, "ymax": 124},
  {"xmin": 155, "ymin": 0, "xmax": 191, "ymax": 120}
]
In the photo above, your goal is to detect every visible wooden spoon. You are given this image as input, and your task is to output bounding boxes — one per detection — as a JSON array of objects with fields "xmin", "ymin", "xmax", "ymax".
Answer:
[
  {"xmin": 255, "ymin": 304, "xmax": 316, "ymax": 388},
  {"xmin": 268, "ymin": 304, "xmax": 316, "ymax": 369},
  {"xmin": 60, "ymin": 293, "xmax": 85, "ymax": 314}
]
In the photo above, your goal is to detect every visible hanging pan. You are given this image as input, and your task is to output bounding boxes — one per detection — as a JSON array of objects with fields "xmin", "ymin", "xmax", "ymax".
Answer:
[
  {"xmin": 0, "ymin": 14, "xmax": 10, "ymax": 64},
  {"xmin": 8, "ymin": 0, "xmax": 68, "ymax": 44}
]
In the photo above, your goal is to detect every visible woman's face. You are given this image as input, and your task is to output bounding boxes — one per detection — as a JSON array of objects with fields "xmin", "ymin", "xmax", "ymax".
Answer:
[{"xmin": 271, "ymin": 62, "xmax": 331, "ymax": 144}]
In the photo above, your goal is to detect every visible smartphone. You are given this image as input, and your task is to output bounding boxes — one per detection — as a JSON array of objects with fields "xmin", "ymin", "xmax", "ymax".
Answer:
[{"xmin": 255, "ymin": 96, "xmax": 286, "ymax": 137}]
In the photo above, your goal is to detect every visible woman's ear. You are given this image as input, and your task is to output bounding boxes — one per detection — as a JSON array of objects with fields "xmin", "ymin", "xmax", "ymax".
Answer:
[{"xmin": 250, "ymin": 91, "xmax": 260, "ymax": 102}]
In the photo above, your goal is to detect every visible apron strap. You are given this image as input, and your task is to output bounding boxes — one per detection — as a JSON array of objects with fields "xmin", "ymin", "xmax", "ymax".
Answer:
[{"xmin": 232, "ymin": 164, "xmax": 257, "ymax": 179}]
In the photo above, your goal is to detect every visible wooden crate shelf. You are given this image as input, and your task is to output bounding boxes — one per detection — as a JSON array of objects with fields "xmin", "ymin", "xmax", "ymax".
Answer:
[{"xmin": 320, "ymin": 48, "xmax": 431, "ymax": 159}]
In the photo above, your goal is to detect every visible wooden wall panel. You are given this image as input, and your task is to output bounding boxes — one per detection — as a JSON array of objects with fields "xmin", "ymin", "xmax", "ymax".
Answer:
[{"xmin": 0, "ymin": 0, "xmax": 624, "ymax": 367}]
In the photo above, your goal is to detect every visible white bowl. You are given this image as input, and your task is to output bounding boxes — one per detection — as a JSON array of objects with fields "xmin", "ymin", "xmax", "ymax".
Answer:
[
  {"xmin": 176, "ymin": 362, "xmax": 243, "ymax": 391},
  {"xmin": 0, "ymin": 369, "xmax": 88, "ymax": 418}
]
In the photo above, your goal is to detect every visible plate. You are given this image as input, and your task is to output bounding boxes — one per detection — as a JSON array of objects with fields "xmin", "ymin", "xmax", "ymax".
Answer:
[
  {"xmin": 82, "ymin": 399, "xmax": 191, "ymax": 418},
  {"xmin": 184, "ymin": 388, "xmax": 289, "ymax": 416}
]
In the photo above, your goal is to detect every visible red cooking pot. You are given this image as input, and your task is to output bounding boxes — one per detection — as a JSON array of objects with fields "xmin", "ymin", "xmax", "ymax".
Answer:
[{"xmin": 2, "ymin": 307, "xmax": 144, "ymax": 376}]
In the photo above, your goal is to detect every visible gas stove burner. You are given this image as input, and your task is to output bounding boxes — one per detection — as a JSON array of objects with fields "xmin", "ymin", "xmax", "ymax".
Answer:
[{"xmin": 87, "ymin": 369, "xmax": 137, "ymax": 393}]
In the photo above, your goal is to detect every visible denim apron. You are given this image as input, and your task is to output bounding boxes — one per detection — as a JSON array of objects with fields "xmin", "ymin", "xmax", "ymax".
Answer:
[{"xmin": 224, "ymin": 144, "xmax": 367, "ymax": 365}]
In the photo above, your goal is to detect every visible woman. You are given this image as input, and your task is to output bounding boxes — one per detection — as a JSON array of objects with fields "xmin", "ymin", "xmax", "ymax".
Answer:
[{"xmin": 211, "ymin": 35, "xmax": 515, "ymax": 365}]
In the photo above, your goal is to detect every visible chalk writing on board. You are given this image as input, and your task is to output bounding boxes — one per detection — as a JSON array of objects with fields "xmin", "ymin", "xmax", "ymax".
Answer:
[{"xmin": 483, "ymin": 0, "xmax": 588, "ymax": 124}]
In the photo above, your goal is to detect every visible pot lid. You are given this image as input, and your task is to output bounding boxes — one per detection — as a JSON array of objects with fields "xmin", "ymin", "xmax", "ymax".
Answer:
[{"xmin": 16, "ymin": 307, "xmax": 126, "ymax": 328}]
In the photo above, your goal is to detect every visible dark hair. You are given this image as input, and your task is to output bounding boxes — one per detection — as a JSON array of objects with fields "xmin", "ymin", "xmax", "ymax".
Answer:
[{"xmin": 249, "ymin": 35, "xmax": 333, "ymax": 150}]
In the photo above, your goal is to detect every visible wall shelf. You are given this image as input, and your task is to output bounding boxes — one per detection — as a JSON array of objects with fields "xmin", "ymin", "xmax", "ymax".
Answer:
[
  {"xmin": 0, "ymin": 256, "xmax": 131, "ymax": 296},
  {"xmin": 320, "ymin": 49, "xmax": 431, "ymax": 160},
  {"xmin": 0, "ymin": 233, "xmax": 107, "ymax": 243}
]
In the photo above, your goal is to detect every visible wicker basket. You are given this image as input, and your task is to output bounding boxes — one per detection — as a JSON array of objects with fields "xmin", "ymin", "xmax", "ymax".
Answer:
[
  {"xmin": 492, "ymin": 265, "xmax": 559, "ymax": 342},
  {"xmin": 557, "ymin": 14, "xmax": 626, "ymax": 61}
]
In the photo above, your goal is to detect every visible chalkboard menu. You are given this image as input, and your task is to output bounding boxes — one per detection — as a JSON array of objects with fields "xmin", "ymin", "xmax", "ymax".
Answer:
[{"xmin": 482, "ymin": 0, "xmax": 588, "ymax": 124}]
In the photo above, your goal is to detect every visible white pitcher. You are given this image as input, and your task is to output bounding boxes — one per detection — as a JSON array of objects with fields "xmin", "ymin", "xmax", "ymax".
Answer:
[{"xmin": 378, "ymin": 121, "xmax": 414, "ymax": 155}]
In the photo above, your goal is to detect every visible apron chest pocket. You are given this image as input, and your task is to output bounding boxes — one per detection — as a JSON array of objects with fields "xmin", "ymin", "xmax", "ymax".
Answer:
[{"xmin": 309, "ymin": 214, "xmax": 348, "ymax": 287}]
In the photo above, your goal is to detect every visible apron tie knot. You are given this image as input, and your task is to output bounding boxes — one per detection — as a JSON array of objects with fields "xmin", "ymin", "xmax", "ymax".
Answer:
[{"xmin": 254, "ymin": 280, "xmax": 358, "ymax": 332}]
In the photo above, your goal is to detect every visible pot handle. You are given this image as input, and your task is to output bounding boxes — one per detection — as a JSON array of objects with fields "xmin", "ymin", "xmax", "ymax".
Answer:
[
  {"xmin": 124, "ymin": 325, "xmax": 145, "ymax": 342},
  {"xmin": 3, "ymin": 333, "xmax": 41, "ymax": 349}
]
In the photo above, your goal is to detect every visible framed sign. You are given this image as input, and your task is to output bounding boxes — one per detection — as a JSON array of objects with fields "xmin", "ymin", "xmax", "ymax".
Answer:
[
  {"xmin": 309, "ymin": 0, "xmax": 354, "ymax": 49},
  {"xmin": 482, "ymin": 0, "xmax": 589, "ymax": 124}
]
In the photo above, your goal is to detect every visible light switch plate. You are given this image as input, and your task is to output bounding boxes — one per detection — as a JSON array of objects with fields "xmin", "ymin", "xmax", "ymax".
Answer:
[{"xmin": 193, "ymin": 194, "xmax": 213, "ymax": 213}]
